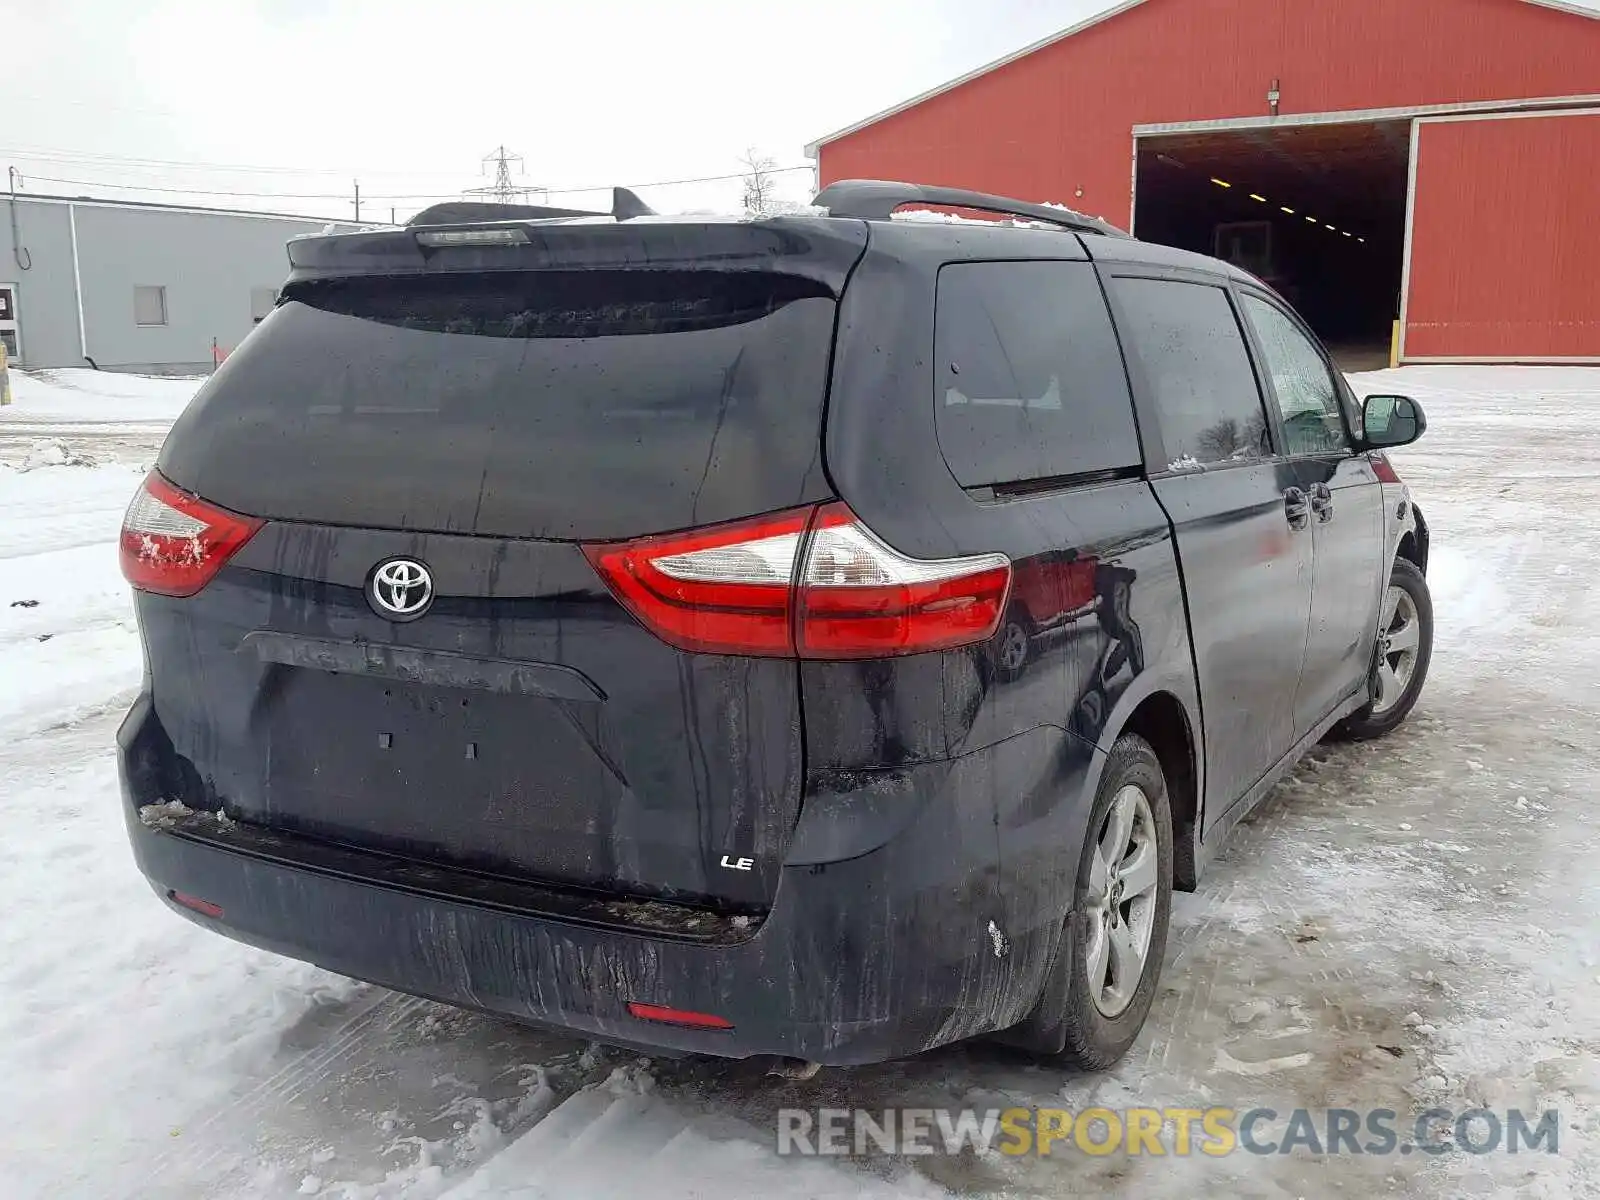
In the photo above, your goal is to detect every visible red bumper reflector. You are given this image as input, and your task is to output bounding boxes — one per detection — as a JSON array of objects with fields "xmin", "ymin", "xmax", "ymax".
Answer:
[
  {"xmin": 169, "ymin": 890, "xmax": 224, "ymax": 919},
  {"xmin": 625, "ymin": 1002, "xmax": 733, "ymax": 1030}
]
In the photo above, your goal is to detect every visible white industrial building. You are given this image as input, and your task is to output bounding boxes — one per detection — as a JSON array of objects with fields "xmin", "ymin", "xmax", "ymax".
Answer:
[{"xmin": 2, "ymin": 191, "xmax": 353, "ymax": 373}]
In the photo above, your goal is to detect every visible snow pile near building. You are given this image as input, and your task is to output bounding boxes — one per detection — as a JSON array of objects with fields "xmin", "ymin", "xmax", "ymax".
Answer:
[
  {"xmin": 3, "ymin": 368, "xmax": 203, "ymax": 421},
  {"xmin": 0, "ymin": 369, "xmax": 201, "ymax": 470}
]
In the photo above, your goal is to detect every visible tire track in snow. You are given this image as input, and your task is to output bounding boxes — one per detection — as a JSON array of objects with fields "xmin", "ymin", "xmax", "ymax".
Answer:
[{"xmin": 115, "ymin": 991, "xmax": 430, "ymax": 1199}]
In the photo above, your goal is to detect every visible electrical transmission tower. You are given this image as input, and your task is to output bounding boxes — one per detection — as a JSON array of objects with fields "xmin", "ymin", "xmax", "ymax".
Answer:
[{"xmin": 464, "ymin": 146, "xmax": 545, "ymax": 205}]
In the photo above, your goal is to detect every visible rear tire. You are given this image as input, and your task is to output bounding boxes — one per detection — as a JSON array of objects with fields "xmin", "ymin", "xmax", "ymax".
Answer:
[
  {"xmin": 1053, "ymin": 734, "xmax": 1172, "ymax": 1070},
  {"xmin": 1336, "ymin": 559, "xmax": 1432, "ymax": 741}
]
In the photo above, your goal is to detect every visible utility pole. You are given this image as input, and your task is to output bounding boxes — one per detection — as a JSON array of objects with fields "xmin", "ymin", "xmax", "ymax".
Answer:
[{"xmin": 353, "ymin": 180, "xmax": 361, "ymax": 222}]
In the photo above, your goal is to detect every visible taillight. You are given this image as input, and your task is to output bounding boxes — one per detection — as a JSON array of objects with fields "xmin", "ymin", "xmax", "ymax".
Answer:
[
  {"xmin": 1370, "ymin": 453, "xmax": 1402, "ymax": 484},
  {"xmin": 797, "ymin": 502, "xmax": 1013, "ymax": 657},
  {"xmin": 581, "ymin": 508, "xmax": 810, "ymax": 656},
  {"xmin": 120, "ymin": 471, "xmax": 263, "ymax": 597},
  {"xmin": 583, "ymin": 503, "xmax": 1012, "ymax": 659}
]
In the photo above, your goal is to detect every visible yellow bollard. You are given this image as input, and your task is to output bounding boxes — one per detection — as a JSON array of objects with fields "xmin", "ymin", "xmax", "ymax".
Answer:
[{"xmin": 1389, "ymin": 320, "xmax": 1402, "ymax": 369}]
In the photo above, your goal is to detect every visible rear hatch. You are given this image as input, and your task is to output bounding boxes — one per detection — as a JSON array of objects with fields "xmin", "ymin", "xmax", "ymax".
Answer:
[{"xmin": 141, "ymin": 218, "xmax": 867, "ymax": 912}]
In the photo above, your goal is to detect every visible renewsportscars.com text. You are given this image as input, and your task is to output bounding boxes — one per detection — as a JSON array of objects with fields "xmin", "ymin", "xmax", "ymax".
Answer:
[{"xmin": 776, "ymin": 1106, "xmax": 1561, "ymax": 1158}]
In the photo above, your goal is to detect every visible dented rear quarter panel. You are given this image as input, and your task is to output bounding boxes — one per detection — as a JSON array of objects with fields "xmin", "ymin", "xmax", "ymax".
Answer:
[{"xmin": 804, "ymin": 222, "xmax": 1202, "ymax": 992}]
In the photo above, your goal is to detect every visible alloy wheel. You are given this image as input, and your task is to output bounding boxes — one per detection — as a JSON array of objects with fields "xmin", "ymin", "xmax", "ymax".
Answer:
[
  {"xmin": 1083, "ymin": 784, "xmax": 1160, "ymax": 1018},
  {"xmin": 1371, "ymin": 584, "xmax": 1421, "ymax": 717}
]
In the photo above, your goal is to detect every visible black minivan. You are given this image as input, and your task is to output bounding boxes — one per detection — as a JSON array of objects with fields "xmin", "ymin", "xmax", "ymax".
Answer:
[{"xmin": 118, "ymin": 181, "xmax": 1432, "ymax": 1070}]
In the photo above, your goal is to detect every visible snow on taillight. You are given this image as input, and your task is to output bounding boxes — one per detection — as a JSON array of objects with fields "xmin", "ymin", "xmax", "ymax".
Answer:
[
  {"xmin": 583, "ymin": 502, "xmax": 1012, "ymax": 659},
  {"xmin": 796, "ymin": 502, "xmax": 1012, "ymax": 658},
  {"xmin": 119, "ymin": 472, "xmax": 263, "ymax": 597}
]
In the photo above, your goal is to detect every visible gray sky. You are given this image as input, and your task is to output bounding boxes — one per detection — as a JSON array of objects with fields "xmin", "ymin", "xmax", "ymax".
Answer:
[
  {"xmin": 2, "ymin": 0, "xmax": 1112, "ymax": 221},
  {"xmin": 7, "ymin": 0, "xmax": 1596, "ymax": 222}
]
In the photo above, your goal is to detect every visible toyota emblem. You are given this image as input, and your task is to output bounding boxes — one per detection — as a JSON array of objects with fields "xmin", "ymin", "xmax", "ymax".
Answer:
[{"xmin": 368, "ymin": 558, "xmax": 434, "ymax": 621}]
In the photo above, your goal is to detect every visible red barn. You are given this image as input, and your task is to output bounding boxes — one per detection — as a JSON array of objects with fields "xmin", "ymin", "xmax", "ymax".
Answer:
[{"xmin": 808, "ymin": 0, "xmax": 1600, "ymax": 364}]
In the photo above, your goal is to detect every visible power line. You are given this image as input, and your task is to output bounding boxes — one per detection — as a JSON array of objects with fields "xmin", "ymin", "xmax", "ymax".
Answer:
[
  {"xmin": 15, "ymin": 165, "xmax": 816, "ymax": 203},
  {"xmin": 0, "ymin": 144, "xmax": 471, "ymax": 178},
  {"xmin": 19, "ymin": 174, "xmax": 362, "ymax": 199},
  {"xmin": 546, "ymin": 166, "xmax": 813, "ymax": 195},
  {"xmin": 0, "ymin": 145, "xmax": 819, "ymax": 189}
]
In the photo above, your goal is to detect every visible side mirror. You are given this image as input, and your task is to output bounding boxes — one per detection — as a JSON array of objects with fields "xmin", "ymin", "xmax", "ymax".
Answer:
[{"xmin": 1362, "ymin": 394, "xmax": 1426, "ymax": 449}]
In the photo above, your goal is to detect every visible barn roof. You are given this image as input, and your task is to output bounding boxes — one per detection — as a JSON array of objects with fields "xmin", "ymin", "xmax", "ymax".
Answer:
[{"xmin": 804, "ymin": 0, "xmax": 1600, "ymax": 155}]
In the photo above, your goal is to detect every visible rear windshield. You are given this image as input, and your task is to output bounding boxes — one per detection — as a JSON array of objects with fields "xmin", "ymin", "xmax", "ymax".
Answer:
[{"xmin": 158, "ymin": 271, "xmax": 837, "ymax": 540}]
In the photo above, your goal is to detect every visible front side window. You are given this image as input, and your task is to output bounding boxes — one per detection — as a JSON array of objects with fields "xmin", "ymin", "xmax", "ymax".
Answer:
[
  {"xmin": 1109, "ymin": 278, "xmax": 1270, "ymax": 470},
  {"xmin": 1241, "ymin": 293, "xmax": 1349, "ymax": 457}
]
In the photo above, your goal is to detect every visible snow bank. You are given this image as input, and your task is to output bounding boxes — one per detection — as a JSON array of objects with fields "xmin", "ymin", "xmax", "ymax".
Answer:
[
  {"xmin": 3, "ymin": 368, "xmax": 202, "ymax": 422},
  {"xmin": 0, "ymin": 462, "xmax": 149, "ymax": 739},
  {"xmin": 8, "ymin": 437, "xmax": 99, "ymax": 472}
]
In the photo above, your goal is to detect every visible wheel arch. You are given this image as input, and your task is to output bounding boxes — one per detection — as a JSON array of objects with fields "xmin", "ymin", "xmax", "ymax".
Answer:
[
  {"xmin": 1396, "ymin": 503, "xmax": 1429, "ymax": 575},
  {"xmin": 1088, "ymin": 681, "xmax": 1203, "ymax": 893},
  {"xmin": 1117, "ymin": 691, "xmax": 1201, "ymax": 892}
]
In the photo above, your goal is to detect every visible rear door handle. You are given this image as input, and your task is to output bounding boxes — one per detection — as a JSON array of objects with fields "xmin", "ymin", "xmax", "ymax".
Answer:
[
  {"xmin": 1284, "ymin": 487, "xmax": 1310, "ymax": 530},
  {"xmin": 1309, "ymin": 482, "xmax": 1334, "ymax": 522}
]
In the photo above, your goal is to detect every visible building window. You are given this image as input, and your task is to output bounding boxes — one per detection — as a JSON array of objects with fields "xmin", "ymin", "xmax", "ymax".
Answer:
[
  {"xmin": 134, "ymin": 286, "xmax": 168, "ymax": 327},
  {"xmin": 250, "ymin": 286, "xmax": 278, "ymax": 324}
]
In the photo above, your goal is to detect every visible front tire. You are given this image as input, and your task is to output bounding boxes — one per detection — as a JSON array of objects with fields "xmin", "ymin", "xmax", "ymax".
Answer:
[
  {"xmin": 1055, "ymin": 734, "xmax": 1173, "ymax": 1070},
  {"xmin": 1337, "ymin": 558, "xmax": 1433, "ymax": 741}
]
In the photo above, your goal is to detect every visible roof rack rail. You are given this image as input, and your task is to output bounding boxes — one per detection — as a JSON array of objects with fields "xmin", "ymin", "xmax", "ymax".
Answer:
[
  {"xmin": 812, "ymin": 179, "xmax": 1129, "ymax": 239},
  {"xmin": 406, "ymin": 186, "xmax": 655, "ymax": 228}
]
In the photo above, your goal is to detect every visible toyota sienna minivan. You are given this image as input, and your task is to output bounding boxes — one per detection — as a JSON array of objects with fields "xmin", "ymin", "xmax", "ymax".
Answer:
[{"xmin": 119, "ymin": 180, "xmax": 1432, "ymax": 1070}]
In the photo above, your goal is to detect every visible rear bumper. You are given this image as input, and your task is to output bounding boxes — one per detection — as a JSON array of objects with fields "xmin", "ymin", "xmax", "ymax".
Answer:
[{"xmin": 119, "ymin": 695, "xmax": 1086, "ymax": 1066}]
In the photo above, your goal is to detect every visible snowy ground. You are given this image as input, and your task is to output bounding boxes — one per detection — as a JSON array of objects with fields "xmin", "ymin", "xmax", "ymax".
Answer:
[
  {"xmin": 2, "ymin": 366, "xmax": 1597, "ymax": 1198},
  {"xmin": 0, "ymin": 368, "xmax": 195, "ymax": 469}
]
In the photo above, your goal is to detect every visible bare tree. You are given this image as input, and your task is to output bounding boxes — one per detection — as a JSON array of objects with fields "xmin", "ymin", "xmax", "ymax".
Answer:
[{"xmin": 740, "ymin": 147, "xmax": 778, "ymax": 215}]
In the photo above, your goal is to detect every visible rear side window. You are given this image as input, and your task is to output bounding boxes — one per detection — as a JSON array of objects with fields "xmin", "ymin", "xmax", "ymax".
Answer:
[
  {"xmin": 1109, "ymin": 278, "xmax": 1271, "ymax": 470},
  {"xmin": 934, "ymin": 261, "xmax": 1139, "ymax": 487}
]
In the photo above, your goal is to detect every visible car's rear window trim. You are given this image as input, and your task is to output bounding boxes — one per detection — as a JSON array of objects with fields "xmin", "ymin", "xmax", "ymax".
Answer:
[{"xmin": 963, "ymin": 465, "xmax": 1143, "ymax": 502}]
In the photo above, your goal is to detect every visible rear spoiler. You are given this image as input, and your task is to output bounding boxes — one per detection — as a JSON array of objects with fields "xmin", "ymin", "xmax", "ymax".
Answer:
[
  {"xmin": 281, "ymin": 211, "xmax": 870, "ymax": 291},
  {"xmin": 405, "ymin": 187, "xmax": 655, "ymax": 227}
]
